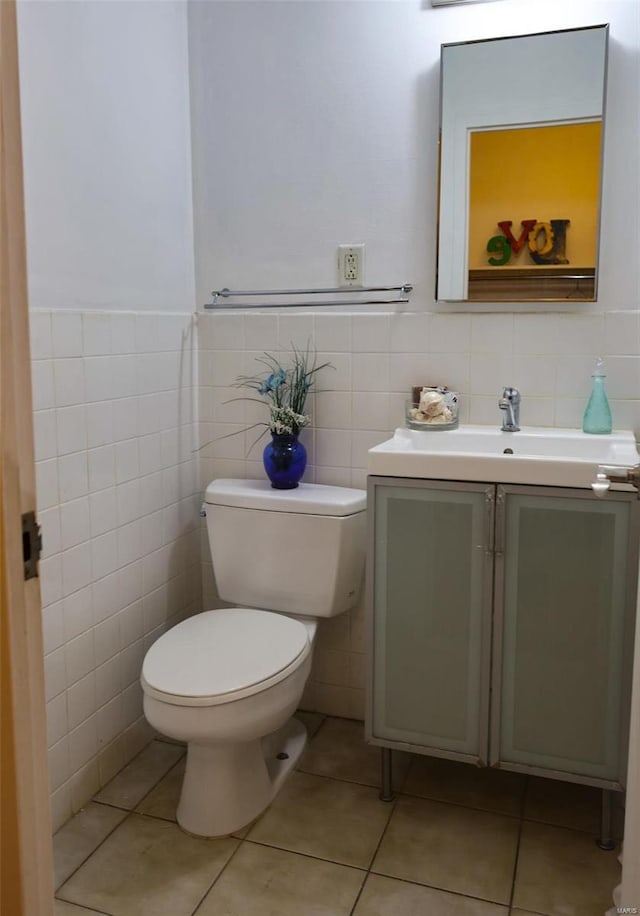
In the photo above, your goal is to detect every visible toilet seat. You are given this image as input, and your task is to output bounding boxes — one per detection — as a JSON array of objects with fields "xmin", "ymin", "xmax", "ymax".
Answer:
[{"xmin": 141, "ymin": 608, "xmax": 310, "ymax": 707}]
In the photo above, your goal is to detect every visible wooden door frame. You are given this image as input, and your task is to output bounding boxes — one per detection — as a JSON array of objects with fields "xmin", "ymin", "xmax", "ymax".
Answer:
[
  {"xmin": 620, "ymin": 574, "xmax": 640, "ymax": 907},
  {"xmin": 1, "ymin": 2, "xmax": 54, "ymax": 913}
]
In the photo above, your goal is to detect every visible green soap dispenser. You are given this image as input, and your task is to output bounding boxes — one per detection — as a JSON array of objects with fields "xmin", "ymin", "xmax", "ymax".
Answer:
[{"xmin": 582, "ymin": 357, "xmax": 612, "ymax": 435}]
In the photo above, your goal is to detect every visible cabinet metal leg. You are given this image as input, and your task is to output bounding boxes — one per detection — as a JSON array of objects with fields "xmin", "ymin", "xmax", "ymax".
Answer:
[
  {"xmin": 379, "ymin": 748, "xmax": 394, "ymax": 802},
  {"xmin": 597, "ymin": 789, "xmax": 616, "ymax": 850}
]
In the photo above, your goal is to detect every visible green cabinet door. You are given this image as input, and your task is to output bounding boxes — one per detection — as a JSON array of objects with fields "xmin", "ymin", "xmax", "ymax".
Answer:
[
  {"xmin": 368, "ymin": 478, "xmax": 494, "ymax": 763},
  {"xmin": 493, "ymin": 485, "xmax": 638, "ymax": 785}
]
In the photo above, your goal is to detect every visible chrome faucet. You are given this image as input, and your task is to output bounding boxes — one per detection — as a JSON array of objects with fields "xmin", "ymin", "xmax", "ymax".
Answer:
[{"xmin": 499, "ymin": 387, "xmax": 521, "ymax": 432}]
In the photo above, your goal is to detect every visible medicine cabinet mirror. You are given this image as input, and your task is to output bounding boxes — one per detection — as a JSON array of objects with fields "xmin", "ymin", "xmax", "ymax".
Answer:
[{"xmin": 436, "ymin": 24, "xmax": 608, "ymax": 303}]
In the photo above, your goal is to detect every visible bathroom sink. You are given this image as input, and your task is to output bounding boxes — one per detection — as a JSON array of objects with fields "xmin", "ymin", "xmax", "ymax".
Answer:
[{"xmin": 368, "ymin": 425, "xmax": 640, "ymax": 489}]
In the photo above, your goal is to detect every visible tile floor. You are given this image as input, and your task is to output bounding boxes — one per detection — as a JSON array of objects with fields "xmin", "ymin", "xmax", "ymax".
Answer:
[{"xmin": 53, "ymin": 714, "xmax": 623, "ymax": 916}]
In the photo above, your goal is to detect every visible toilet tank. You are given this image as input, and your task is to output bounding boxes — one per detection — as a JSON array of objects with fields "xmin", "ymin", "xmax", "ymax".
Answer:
[{"xmin": 204, "ymin": 479, "xmax": 366, "ymax": 617}]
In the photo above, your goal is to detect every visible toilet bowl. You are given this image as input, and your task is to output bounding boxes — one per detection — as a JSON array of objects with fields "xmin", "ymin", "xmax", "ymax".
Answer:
[
  {"xmin": 142, "ymin": 608, "xmax": 315, "ymax": 836},
  {"xmin": 140, "ymin": 479, "xmax": 366, "ymax": 837}
]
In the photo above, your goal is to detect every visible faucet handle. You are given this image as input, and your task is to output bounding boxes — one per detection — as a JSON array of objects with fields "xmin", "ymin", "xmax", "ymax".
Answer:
[{"xmin": 498, "ymin": 386, "xmax": 520, "ymax": 432}]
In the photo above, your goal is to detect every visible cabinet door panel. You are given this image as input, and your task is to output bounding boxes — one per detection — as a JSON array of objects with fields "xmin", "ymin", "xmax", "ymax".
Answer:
[
  {"xmin": 371, "ymin": 481, "xmax": 492, "ymax": 760},
  {"xmin": 495, "ymin": 488, "xmax": 634, "ymax": 782}
]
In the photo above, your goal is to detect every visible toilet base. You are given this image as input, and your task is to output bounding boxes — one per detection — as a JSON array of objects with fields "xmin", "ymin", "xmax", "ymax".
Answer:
[{"xmin": 176, "ymin": 716, "xmax": 307, "ymax": 837}]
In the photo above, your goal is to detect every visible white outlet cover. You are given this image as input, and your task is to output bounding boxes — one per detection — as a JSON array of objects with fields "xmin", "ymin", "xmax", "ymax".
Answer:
[
  {"xmin": 337, "ymin": 244, "xmax": 365, "ymax": 288},
  {"xmin": 431, "ymin": 0, "xmax": 503, "ymax": 5}
]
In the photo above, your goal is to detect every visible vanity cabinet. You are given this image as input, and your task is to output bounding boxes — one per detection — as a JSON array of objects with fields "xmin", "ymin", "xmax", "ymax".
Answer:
[{"xmin": 366, "ymin": 476, "xmax": 639, "ymax": 790}]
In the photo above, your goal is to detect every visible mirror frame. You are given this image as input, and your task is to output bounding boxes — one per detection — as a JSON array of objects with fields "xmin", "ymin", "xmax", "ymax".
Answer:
[{"xmin": 436, "ymin": 24, "xmax": 609, "ymax": 303}]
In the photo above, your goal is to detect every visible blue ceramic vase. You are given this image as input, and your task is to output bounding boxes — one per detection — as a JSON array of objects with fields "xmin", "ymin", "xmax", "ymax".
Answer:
[{"xmin": 263, "ymin": 433, "xmax": 306, "ymax": 489}]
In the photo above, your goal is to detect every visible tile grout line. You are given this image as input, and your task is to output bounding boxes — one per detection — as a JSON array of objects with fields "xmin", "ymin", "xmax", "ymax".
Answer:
[
  {"xmin": 191, "ymin": 716, "xmax": 372, "ymax": 916},
  {"xmin": 54, "ymin": 721, "xmax": 325, "ymax": 906},
  {"xmin": 348, "ymin": 762, "xmax": 401, "ymax": 916},
  {"xmin": 240, "ymin": 836, "xmax": 369, "ymax": 872},
  {"xmin": 187, "ymin": 715, "xmax": 333, "ymax": 916},
  {"xmin": 186, "ymin": 718, "xmax": 344, "ymax": 912},
  {"xmin": 53, "ymin": 742, "xmax": 185, "ymax": 897},
  {"xmin": 295, "ymin": 765, "xmax": 388, "ymax": 792},
  {"xmin": 507, "ymin": 774, "xmax": 529, "ymax": 914},
  {"xmin": 187, "ymin": 834, "xmax": 246, "ymax": 916},
  {"xmin": 56, "ymin": 880, "xmax": 119, "ymax": 916},
  {"xmin": 92, "ymin": 738, "xmax": 185, "ymax": 809},
  {"xmin": 189, "ymin": 722, "xmax": 397, "ymax": 916},
  {"xmin": 300, "ymin": 712, "xmax": 329, "ymax": 741},
  {"xmin": 54, "ymin": 813, "xmax": 128, "ymax": 901},
  {"xmin": 354, "ymin": 752, "xmax": 525, "ymax": 913},
  {"xmin": 346, "ymin": 778, "xmax": 517, "ymax": 916},
  {"xmin": 396, "ymin": 788, "xmax": 523, "ymax": 821},
  {"xmin": 126, "ymin": 752, "xmax": 187, "ymax": 812},
  {"xmin": 349, "ymin": 796, "xmax": 398, "ymax": 916},
  {"xmin": 54, "ymin": 720, "xmax": 613, "ymax": 914}
]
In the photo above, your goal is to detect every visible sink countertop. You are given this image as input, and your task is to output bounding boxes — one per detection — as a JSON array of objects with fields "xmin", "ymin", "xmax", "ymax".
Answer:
[{"xmin": 368, "ymin": 425, "xmax": 640, "ymax": 489}]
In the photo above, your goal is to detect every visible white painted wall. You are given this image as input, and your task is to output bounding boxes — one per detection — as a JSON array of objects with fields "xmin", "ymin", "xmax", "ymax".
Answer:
[
  {"xmin": 17, "ymin": 0, "xmax": 195, "ymax": 312},
  {"xmin": 189, "ymin": 0, "xmax": 639, "ymax": 312}
]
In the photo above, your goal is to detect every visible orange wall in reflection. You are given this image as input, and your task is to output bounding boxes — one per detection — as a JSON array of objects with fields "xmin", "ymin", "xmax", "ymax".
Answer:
[{"xmin": 468, "ymin": 121, "xmax": 602, "ymax": 270}]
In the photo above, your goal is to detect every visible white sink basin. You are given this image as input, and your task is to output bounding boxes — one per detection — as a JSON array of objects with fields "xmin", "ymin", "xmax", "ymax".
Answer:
[{"xmin": 368, "ymin": 425, "xmax": 640, "ymax": 489}]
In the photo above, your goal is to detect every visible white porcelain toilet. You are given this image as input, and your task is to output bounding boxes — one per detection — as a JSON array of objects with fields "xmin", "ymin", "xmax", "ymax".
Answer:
[{"xmin": 140, "ymin": 478, "xmax": 366, "ymax": 837}]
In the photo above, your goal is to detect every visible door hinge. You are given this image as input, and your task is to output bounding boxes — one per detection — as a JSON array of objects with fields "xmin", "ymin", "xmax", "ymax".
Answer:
[{"xmin": 22, "ymin": 510, "xmax": 42, "ymax": 581}]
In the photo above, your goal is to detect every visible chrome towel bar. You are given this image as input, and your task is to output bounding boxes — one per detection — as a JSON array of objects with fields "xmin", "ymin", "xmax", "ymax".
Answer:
[{"xmin": 203, "ymin": 284, "xmax": 413, "ymax": 310}]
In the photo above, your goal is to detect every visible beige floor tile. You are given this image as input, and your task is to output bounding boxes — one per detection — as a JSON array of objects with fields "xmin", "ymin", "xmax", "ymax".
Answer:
[
  {"xmin": 57, "ymin": 812, "xmax": 238, "ymax": 916},
  {"xmin": 135, "ymin": 758, "xmax": 251, "ymax": 838},
  {"xmin": 513, "ymin": 821, "xmax": 621, "ymax": 916},
  {"xmin": 353, "ymin": 873, "xmax": 509, "ymax": 916},
  {"xmin": 136, "ymin": 759, "xmax": 185, "ymax": 821},
  {"xmin": 299, "ymin": 717, "xmax": 409, "ymax": 789},
  {"xmin": 55, "ymin": 901, "xmax": 109, "ymax": 915},
  {"xmin": 524, "ymin": 776, "xmax": 624, "ymax": 838},
  {"xmin": 94, "ymin": 739, "xmax": 185, "ymax": 810},
  {"xmin": 53, "ymin": 801, "xmax": 128, "ymax": 890},
  {"xmin": 295, "ymin": 709, "xmax": 325, "ymax": 738},
  {"xmin": 372, "ymin": 795, "xmax": 519, "ymax": 905},
  {"xmin": 246, "ymin": 771, "xmax": 393, "ymax": 868},
  {"xmin": 196, "ymin": 840, "xmax": 364, "ymax": 915},
  {"xmin": 403, "ymin": 755, "xmax": 526, "ymax": 817}
]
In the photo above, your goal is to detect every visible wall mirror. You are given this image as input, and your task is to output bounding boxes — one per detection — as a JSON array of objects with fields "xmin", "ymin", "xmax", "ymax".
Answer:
[{"xmin": 436, "ymin": 24, "xmax": 609, "ymax": 303}]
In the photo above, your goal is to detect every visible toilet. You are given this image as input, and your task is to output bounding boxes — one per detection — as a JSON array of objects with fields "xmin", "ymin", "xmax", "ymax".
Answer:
[{"xmin": 140, "ymin": 478, "xmax": 366, "ymax": 837}]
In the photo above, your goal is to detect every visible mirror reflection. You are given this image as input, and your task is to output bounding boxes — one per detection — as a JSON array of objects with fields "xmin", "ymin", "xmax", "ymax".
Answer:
[{"xmin": 437, "ymin": 25, "xmax": 609, "ymax": 303}]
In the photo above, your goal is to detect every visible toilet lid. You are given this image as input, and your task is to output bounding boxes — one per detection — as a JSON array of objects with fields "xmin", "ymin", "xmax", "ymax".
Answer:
[{"xmin": 141, "ymin": 608, "xmax": 310, "ymax": 707}]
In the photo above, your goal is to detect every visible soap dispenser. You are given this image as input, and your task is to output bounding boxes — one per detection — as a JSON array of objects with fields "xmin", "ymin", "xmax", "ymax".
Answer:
[{"xmin": 582, "ymin": 357, "xmax": 612, "ymax": 435}]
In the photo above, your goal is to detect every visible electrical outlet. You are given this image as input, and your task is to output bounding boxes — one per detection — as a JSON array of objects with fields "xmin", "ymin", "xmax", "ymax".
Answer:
[{"xmin": 337, "ymin": 244, "xmax": 365, "ymax": 287}]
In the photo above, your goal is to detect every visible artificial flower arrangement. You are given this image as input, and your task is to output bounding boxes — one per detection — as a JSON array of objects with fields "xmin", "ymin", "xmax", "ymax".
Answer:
[{"xmin": 234, "ymin": 344, "xmax": 333, "ymax": 441}]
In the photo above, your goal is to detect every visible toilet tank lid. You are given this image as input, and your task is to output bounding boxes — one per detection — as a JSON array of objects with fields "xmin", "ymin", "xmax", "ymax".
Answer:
[{"xmin": 205, "ymin": 479, "xmax": 366, "ymax": 516}]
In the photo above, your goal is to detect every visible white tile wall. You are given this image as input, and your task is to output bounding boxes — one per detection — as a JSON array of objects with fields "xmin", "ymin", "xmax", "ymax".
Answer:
[
  {"xmin": 31, "ymin": 310, "xmax": 201, "ymax": 831},
  {"xmin": 197, "ymin": 307, "xmax": 640, "ymax": 720},
  {"xmin": 36, "ymin": 302, "xmax": 640, "ymax": 829}
]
